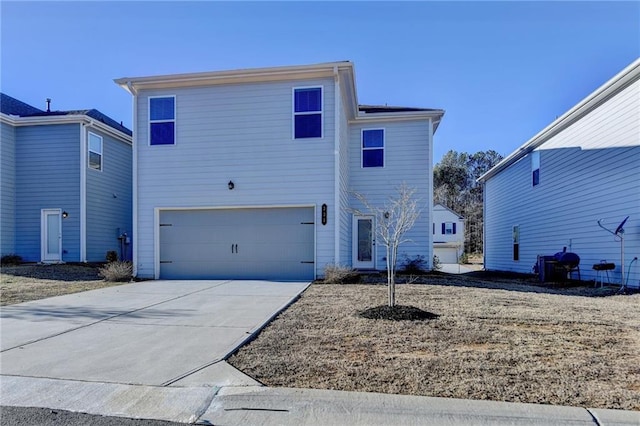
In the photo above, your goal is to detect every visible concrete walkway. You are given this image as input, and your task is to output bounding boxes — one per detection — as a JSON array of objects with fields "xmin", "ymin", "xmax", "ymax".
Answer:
[{"xmin": 2, "ymin": 280, "xmax": 638, "ymax": 425}]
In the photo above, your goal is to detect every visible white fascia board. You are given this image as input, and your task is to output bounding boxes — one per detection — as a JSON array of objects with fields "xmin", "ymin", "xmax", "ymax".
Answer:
[
  {"xmin": 478, "ymin": 58, "xmax": 640, "ymax": 183},
  {"xmin": 350, "ymin": 110, "xmax": 444, "ymax": 124},
  {"xmin": 2, "ymin": 113, "xmax": 132, "ymax": 145},
  {"xmin": 115, "ymin": 62, "xmax": 354, "ymax": 92}
]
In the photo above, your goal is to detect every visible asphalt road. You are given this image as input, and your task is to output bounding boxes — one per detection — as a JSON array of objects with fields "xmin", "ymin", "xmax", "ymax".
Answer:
[{"xmin": 0, "ymin": 406, "xmax": 187, "ymax": 426}]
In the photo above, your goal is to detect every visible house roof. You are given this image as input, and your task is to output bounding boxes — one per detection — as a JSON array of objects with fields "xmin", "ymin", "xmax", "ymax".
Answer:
[
  {"xmin": 0, "ymin": 93, "xmax": 132, "ymax": 137},
  {"xmin": 478, "ymin": 57, "xmax": 640, "ymax": 183},
  {"xmin": 1, "ymin": 93, "xmax": 44, "ymax": 116},
  {"xmin": 115, "ymin": 61, "xmax": 445, "ymax": 131},
  {"xmin": 434, "ymin": 203, "xmax": 465, "ymax": 220}
]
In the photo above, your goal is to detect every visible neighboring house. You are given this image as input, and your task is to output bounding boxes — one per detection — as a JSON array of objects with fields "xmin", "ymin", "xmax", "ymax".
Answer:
[
  {"xmin": 0, "ymin": 93, "xmax": 133, "ymax": 263},
  {"xmin": 478, "ymin": 59, "xmax": 640, "ymax": 288},
  {"xmin": 115, "ymin": 61, "xmax": 444, "ymax": 280},
  {"xmin": 433, "ymin": 203, "xmax": 465, "ymax": 263}
]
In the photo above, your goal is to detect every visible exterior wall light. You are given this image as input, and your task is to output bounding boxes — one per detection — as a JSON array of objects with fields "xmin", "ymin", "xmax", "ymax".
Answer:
[
  {"xmin": 62, "ymin": 211, "xmax": 69, "ymax": 218},
  {"xmin": 228, "ymin": 181, "xmax": 235, "ymax": 190}
]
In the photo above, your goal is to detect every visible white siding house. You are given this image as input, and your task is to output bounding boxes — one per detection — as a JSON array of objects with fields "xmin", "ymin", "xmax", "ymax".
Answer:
[
  {"xmin": 116, "ymin": 62, "xmax": 444, "ymax": 280},
  {"xmin": 433, "ymin": 203, "xmax": 465, "ymax": 263},
  {"xmin": 479, "ymin": 59, "xmax": 640, "ymax": 288}
]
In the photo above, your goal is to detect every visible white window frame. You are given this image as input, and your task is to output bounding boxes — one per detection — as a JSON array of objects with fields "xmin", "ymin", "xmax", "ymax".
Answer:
[
  {"xmin": 445, "ymin": 222, "xmax": 454, "ymax": 235},
  {"xmin": 361, "ymin": 128, "xmax": 385, "ymax": 168},
  {"xmin": 88, "ymin": 132, "xmax": 103, "ymax": 172},
  {"xmin": 531, "ymin": 151, "xmax": 540, "ymax": 187},
  {"xmin": 292, "ymin": 86, "xmax": 323, "ymax": 140},
  {"xmin": 148, "ymin": 95, "xmax": 176, "ymax": 146}
]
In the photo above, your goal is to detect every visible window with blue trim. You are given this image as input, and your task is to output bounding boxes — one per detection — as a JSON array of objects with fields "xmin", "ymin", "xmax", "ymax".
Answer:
[
  {"xmin": 362, "ymin": 129, "xmax": 384, "ymax": 168},
  {"xmin": 150, "ymin": 97, "xmax": 175, "ymax": 145},
  {"xmin": 294, "ymin": 87, "xmax": 322, "ymax": 138}
]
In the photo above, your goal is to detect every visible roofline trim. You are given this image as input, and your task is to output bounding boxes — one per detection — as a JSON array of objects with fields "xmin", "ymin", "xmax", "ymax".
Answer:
[
  {"xmin": 115, "ymin": 61, "xmax": 354, "ymax": 93},
  {"xmin": 0, "ymin": 113, "xmax": 132, "ymax": 144},
  {"xmin": 350, "ymin": 110, "xmax": 444, "ymax": 124},
  {"xmin": 478, "ymin": 58, "xmax": 640, "ymax": 183}
]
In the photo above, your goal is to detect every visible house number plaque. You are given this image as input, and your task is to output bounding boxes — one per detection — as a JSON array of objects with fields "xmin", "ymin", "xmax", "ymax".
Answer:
[{"xmin": 321, "ymin": 204, "xmax": 327, "ymax": 225}]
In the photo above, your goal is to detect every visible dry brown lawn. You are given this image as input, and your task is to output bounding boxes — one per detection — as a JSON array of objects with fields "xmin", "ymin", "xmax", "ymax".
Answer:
[
  {"xmin": 228, "ymin": 274, "xmax": 640, "ymax": 410},
  {"xmin": 0, "ymin": 264, "xmax": 128, "ymax": 305}
]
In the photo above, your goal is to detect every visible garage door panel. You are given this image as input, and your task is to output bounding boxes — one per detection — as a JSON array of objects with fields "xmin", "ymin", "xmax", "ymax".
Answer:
[
  {"xmin": 434, "ymin": 247, "xmax": 459, "ymax": 264},
  {"xmin": 159, "ymin": 208, "xmax": 314, "ymax": 280}
]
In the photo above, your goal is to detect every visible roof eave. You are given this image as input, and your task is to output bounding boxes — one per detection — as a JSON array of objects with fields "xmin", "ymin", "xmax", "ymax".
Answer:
[
  {"xmin": 478, "ymin": 58, "xmax": 640, "ymax": 183},
  {"xmin": 115, "ymin": 61, "xmax": 354, "ymax": 93},
  {"xmin": 0, "ymin": 113, "xmax": 132, "ymax": 144}
]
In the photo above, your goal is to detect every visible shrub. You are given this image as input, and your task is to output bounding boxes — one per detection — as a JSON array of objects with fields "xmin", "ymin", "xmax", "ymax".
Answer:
[
  {"xmin": 398, "ymin": 254, "xmax": 427, "ymax": 274},
  {"xmin": 105, "ymin": 251, "xmax": 118, "ymax": 263},
  {"xmin": 1, "ymin": 254, "xmax": 22, "ymax": 266},
  {"xmin": 99, "ymin": 261, "xmax": 132, "ymax": 282},
  {"xmin": 459, "ymin": 252, "xmax": 469, "ymax": 264},
  {"xmin": 432, "ymin": 255, "xmax": 442, "ymax": 271},
  {"xmin": 323, "ymin": 264, "xmax": 360, "ymax": 284}
]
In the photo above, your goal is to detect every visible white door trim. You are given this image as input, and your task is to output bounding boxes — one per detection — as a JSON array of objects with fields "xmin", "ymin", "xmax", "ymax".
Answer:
[
  {"xmin": 41, "ymin": 208, "xmax": 62, "ymax": 263},
  {"xmin": 352, "ymin": 215, "xmax": 375, "ymax": 269}
]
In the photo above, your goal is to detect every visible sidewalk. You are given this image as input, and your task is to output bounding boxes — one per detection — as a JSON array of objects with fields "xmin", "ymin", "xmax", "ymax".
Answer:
[{"xmin": 2, "ymin": 374, "xmax": 638, "ymax": 425}]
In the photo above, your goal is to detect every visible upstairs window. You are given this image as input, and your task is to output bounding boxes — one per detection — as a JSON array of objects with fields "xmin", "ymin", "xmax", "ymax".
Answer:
[
  {"xmin": 531, "ymin": 151, "xmax": 540, "ymax": 186},
  {"xmin": 442, "ymin": 222, "xmax": 456, "ymax": 235},
  {"xmin": 362, "ymin": 129, "xmax": 384, "ymax": 168},
  {"xmin": 293, "ymin": 87, "xmax": 322, "ymax": 139},
  {"xmin": 149, "ymin": 96, "xmax": 175, "ymax": 145},
  {"xmin": 88, "ymin": 132, "xmax": 102, "ymax": 171}
]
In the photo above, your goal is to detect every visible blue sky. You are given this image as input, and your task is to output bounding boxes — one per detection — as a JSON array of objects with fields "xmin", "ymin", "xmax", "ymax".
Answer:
[{"xmin": 2, "ymin": 1, "xmax": 638, "ymax": 162}]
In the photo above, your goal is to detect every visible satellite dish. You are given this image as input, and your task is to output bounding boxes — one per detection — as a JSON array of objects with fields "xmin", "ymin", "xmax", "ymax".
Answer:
[{"xmin": 615, "ymin": 216, "xmax": 629, "ymax": 235}]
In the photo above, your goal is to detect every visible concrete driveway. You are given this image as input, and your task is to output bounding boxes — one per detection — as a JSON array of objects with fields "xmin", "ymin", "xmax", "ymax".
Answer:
[{"xmin": 1, "ymin": 280, "xmax": 309, "ymax": 387}]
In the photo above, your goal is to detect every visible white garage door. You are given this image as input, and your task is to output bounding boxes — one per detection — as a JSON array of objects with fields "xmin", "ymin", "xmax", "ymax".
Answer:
[
  {"xmin": 159, "ymin": 207, "xmax": 315, "ymax": 280},
  {"xmin": 434, "ymin": 247, "xmax": 459, "ymax": 264}
]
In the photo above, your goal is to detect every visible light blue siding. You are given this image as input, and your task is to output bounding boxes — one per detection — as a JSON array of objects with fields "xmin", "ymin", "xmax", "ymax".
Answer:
[
  {"xmin": 86, "ymin": 127, "xmax": 132, "ymax": 262},
  {"xmin": 134, "ymin": 78, "xmax": 336, "ymax": 278},
  {"xmin": 349, "ymin": 120, "xmax": 432, "ymax": 270},
  {"xmin": 484, "ymin": 78, "xmax": 640, "ymax": 287},
  {"xmin": 15, "ymin": 124, "xmax": 81, "ymax": 262},
  {"xmin": 1, "ymin": 122, "xmax": 16, "ymax": 255}
]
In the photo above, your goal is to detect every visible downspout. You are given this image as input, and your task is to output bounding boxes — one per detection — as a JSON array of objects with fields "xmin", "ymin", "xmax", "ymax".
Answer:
[
  {"xmin": 333, "ymin": 66, "xmax": 341, "ymax": 268},
  {"xmin": 79, "ymin": 121, "xmax": 87, "ymax": 262},
  {"xmin": 428, "ymin": 118, "xmax": 434, "ymax": 269},
  {"xmin": 128, "ymin": 81, "xmax": 139, "ymax": 277}
]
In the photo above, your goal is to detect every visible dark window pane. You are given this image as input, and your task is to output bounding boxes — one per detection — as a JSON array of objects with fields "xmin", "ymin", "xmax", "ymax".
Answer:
[
  {"xmin": 89, "ymin": 152, "xmax": 101, "ymax": 170},
  {"xmin": 150, "ymin": 122, "xmax": 175, "ymax": 145},
  {"xmin": 295, "ymin": 114, "xmax": 321, "ymax": 138},
  {"xmin": 150, "ymin": 97, "xmax": 175, "ymax": 120},
  {"xmin": 295, "ymin": 88, "xmax": 321, "ymax": 113},
  {"xmin": 363, "ymin": 149, "xmax": 384, "ymax": 167},
  {"xmin": 363, "ymin": 129, "xmax": 384, "ymax": 148},
  {"xmin": 532, "ymin": 168, "xmax": 540, "ymax": 186}
]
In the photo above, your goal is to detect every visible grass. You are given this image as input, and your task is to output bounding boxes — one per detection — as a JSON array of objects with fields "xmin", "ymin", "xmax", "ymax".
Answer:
[
  {"xmin": 228, "ymin": 273, "xmax": 640, "ymax": 410},
  {"xmin": 0, "ymin": 264, "xmax": 130, "ymax": 306}
]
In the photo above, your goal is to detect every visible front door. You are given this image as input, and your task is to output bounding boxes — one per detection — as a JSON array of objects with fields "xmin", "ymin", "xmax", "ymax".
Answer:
[
  {"xmin": 41, "ymin": 209, "xmax": 62, "ymax": 262},
  {"xmin": 353, "ymin": 215, "xmax": 375, "ymax": 269}
]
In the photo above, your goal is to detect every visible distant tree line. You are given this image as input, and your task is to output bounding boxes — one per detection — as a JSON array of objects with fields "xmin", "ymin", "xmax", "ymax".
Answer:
[{"xmin": 433, "ymin": 150, "xmax": 504, "ymax": 254}]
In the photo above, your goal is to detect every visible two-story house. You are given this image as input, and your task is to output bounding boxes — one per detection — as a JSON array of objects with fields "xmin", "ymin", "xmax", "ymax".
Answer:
[
  {"xmin": 478, "ymin": 58, "xmax": 639, "ymax": 288},
  {"xmin": 1, "ymin": 93, "xmax": 133, "ymax": 263},
  {"xmin": 116, "ymin": 61, "xmax": 444, "ymax": 280},
  {"xmin": 433, "ymin": 203, "xmax": 465, "ymax": 264}
]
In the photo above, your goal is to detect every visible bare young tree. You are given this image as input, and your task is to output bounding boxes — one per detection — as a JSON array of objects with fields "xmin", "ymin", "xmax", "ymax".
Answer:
[{"xmin": 353, "ymin": 183, "xmax": 421, "ymax": 307}]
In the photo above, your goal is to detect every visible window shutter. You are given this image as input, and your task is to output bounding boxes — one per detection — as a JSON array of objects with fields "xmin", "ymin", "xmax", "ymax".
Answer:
[
  {"xmin": 453, "ymin": 223, "xmax": 457, "ymax": 234},
  {"xmin": 441, "ymin": 223, "xmax": 445, "ymax": 234}
]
